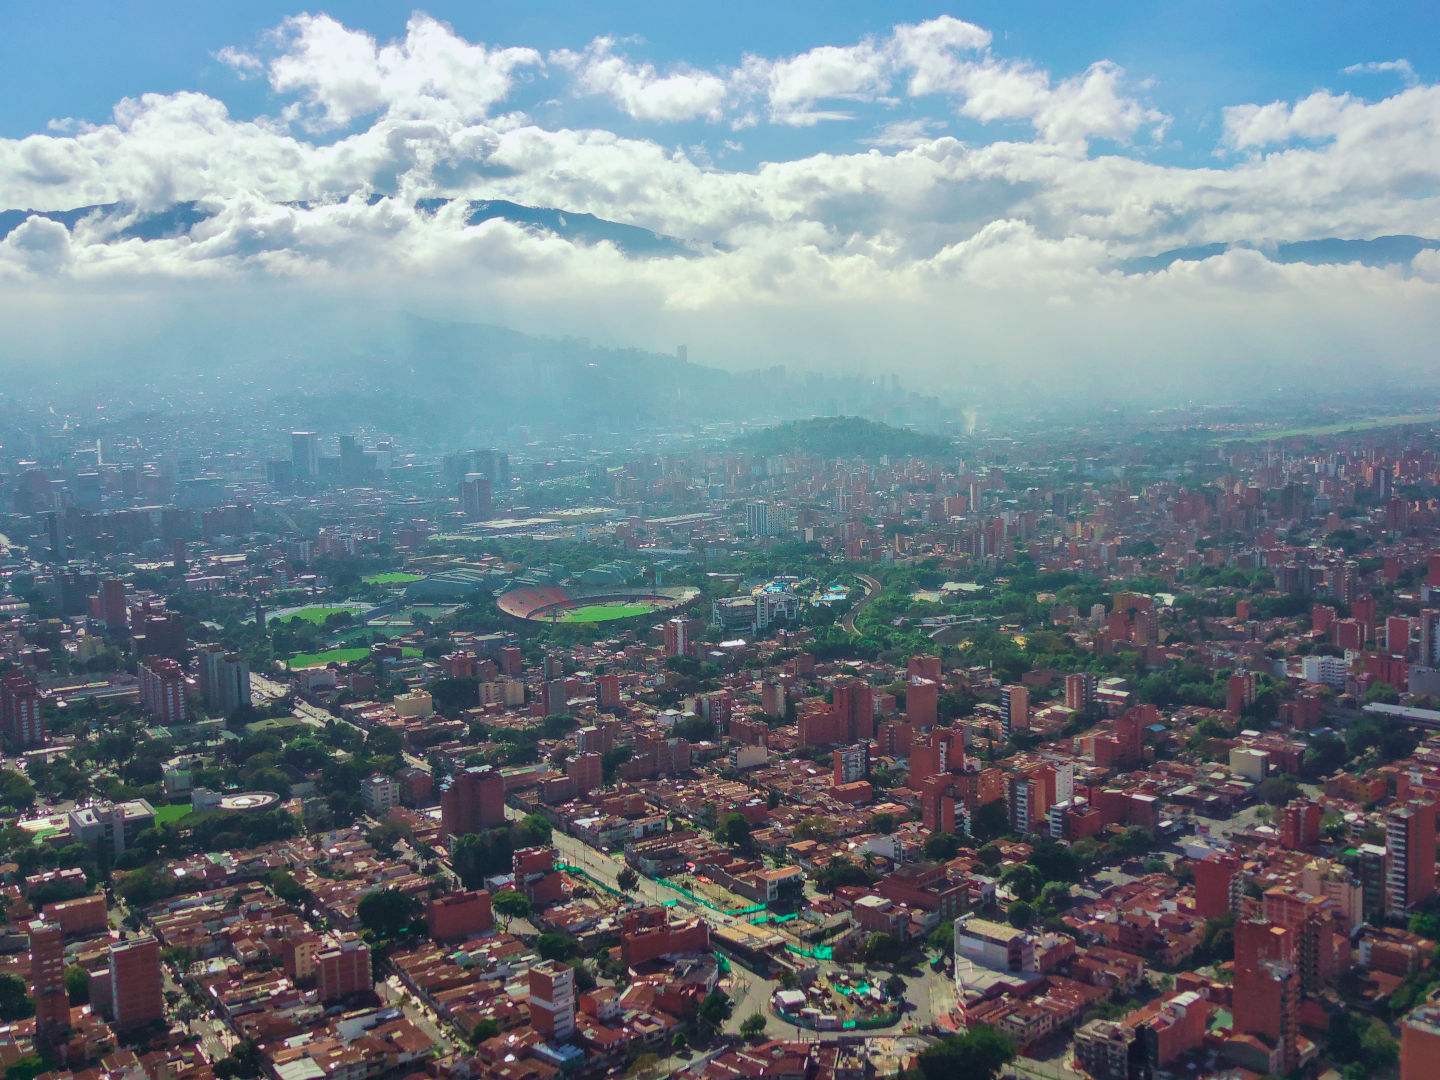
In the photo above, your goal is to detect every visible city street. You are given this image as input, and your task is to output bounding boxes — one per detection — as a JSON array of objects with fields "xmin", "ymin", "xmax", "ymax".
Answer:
[
  {"xmin": 505, "ymin": 808, "xmax": 733, "ymax": 930},
  {"xmin": 379, "ymin": 975, "xmax": 458, "ymax": 1054}
]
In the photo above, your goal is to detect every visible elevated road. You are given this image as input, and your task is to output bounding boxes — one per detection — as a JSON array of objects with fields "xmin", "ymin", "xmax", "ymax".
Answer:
[{"xmin": 841, "ymin": 573, "xmax": 882, "ymax": 634}]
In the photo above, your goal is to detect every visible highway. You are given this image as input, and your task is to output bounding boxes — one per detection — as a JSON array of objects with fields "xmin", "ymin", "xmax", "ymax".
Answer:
[
  {"xmin": 841, "ymin": 574, "xmax": 882, "ymax": 634},
  {"xmin": 521, "ymin": 812, "xmax": 963, "ymax": 1041}
]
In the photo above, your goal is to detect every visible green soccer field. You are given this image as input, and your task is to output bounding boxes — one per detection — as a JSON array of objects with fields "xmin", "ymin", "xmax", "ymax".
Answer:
[
  {"xmin": 280, "ymin": 606, "xmax": 353, "ymax": 624},
  {"xmin": 154, "ymin": 804, "xmax": 194, "ymax": 826},
  {"xmin": 363, "ymin": 572, "xmax": 423, "ymax": 584},
  {"xmin": 552, "ymin": 601, "xmax": 661, "ymax": 623}
]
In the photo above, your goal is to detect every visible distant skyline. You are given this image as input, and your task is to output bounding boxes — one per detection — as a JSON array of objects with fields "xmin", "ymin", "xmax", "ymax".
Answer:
[{"xmin": 2, "ymin": 4, "xmax": 1438, "ymax": 390}]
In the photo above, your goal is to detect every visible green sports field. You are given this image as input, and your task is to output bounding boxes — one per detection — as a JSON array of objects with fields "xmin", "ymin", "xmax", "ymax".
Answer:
[
  {"xmin": 154, "ymin": 804, "xmax": 193, "ymax": 826},
  {"xmin": 279, "ymin": 606, "xmax": 354, "ymax": 625},
  {"xmin": 1223, "ymin": 412, "xmax": 1440, "ymax": 442},
  {"xmin": 552, "ymin": 601, "xmax": 662, "ymax": 623},
  {"xmin": 363, "ymin": 572, "xmax": 423, "ymax": 584}
]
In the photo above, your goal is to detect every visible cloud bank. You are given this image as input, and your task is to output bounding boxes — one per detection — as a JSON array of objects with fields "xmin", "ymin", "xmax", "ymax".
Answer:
[{"xmin": 1, "ymin": 13, "xmax": 1437, "ymax": 391}]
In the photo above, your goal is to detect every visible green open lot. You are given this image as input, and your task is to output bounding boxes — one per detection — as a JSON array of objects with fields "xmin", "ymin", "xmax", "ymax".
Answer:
[
  {"xmin": 289, "ymin": 646, "xmax": 423, "ymax": 668},
  {"xmin": 154, "ymin": 804, "xmax": 193, "ymax": 826},
  {"xmin": 363, "ymin": 572, "xmax": 423, "ymax": 585},
  {"xmin": 1224, "ymin": 412, "xmax": 1440, "ymax": 442},
  {"xmin": 279, "ymin": 606, "xmax": 355, "ymax": 625},
  {"xmin": 553, "ymin": 601, "xmax": 661, "ymax": 623}
]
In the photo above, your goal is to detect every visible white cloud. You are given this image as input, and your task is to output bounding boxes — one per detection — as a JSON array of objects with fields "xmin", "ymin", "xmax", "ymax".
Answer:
[
  {"xmin": 865, "ymin": 118, "xmax": 943, "ymax": 148},
  {"xmin": 740, "ymin": 40, "xmax": 894, "ymax": 125},
  {"xmin": 261, "ymin": 13, "xmax": 541, "ymax": 130},
  {"xmin": 1343, "ymin": 59, "xmax": 1419, "ymax": 87},
  {"xmin": 549, "ymin": 15, "xmax": 1160, "ymax": 140},
  {"xmin": 215, "ymin": 46, "xmax": 262, "ymax": 78},
  {"xmin": 0, "ymin": 216, "xmax": 73, "ymax": 277},
  {"xmin": 550, "ymin": 37, "xmax": 728, "ymax": 122},
  {"xmin": 889, "ymin": 15, "xmax": 992, "ymax": 96}
]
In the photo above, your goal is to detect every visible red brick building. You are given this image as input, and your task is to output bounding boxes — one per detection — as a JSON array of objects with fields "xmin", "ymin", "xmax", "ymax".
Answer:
[
  {"xmin": 43, "ymin": 893, "xmax": 106, "ymax": 937},
  {"xmin": 426, "ymin": 890, "xmax": 494, "ymax": 940},
  {"xmin": 441, "ymin": 765, "xmax": 506, "ymax": 838},
  {"xmin": 109, "ymin": 935, "xmax": 164, "ymax": 1029},
  {"xmin": 618, "ymin": 907, "xmax": 709, "ymax": 968},
  {"xmin": 316, "ymin": 933, "xmax": 372, "ymax": 1001}
]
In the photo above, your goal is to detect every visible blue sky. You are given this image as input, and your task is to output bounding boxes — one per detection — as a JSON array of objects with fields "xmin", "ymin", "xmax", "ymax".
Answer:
[
  {"xmin": 3, "ymin": 2, "xmax": 1435, "ymax": 165},
  {"xmin": 1, "ymin": 4, "xmax": 1439, "ymax": 390}
]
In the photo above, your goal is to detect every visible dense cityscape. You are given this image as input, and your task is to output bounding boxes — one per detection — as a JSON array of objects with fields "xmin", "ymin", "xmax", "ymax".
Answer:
[
  {"xmin": 0, "ymin": 402, "xmax": 1434, "ymax": 1080},
  {"xmin": 4, "ymin": 4, "xmax": 1439, "ymax": 1080}
]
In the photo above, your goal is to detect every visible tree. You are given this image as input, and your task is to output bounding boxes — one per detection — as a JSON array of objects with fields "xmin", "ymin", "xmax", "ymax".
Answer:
[
  {"xmin": 869, "ymin": 812, "xmax": 897, "ymax": 834},
  {"xmin": 431, "ymin": 677, "xmax": 482, "ymax": 714},
  {"xmin": 213, "ymin": 1040, "xmax": 263, "ymax": 1080},
  {"xmin": 269, "ymin": 868, "xmax": 311, "ymax": 906},
  {"xmin": 1071, "ymin": 837, "xmax": 1103, "ymax": 870},
  {"xmin": 1000, "ymin": 864, "xmax": 1042, "ymax": 903},
  {"xmin": 916, "ymin": 1026, "xmax": 1015, "ymax": 1080},
  {"xmin": 470, "ymin": 1018, "xmax": 500, "ymax": 1044},
  {"xmin": 64, "ymin": 964, "xmax": 90, "ymax": 1005},
  {"xmin": 1360, "ymin": 1017, "xmax": 1399, "ymax": 1069},
  {"xmin": 865, "ymin": 932, "xmax": 903, "ymax": 964},
  {"xmin": 1038, "ymin": 881, "xmax": 1072, "ymax": 913},
  {"xmin": 884, "ymin": 974, "xmax": 906, "ymax": 999},
  {"xmin": 816, "ymin": 857, "xmax": 875, "ymax": 892},
  {"xmin": 970, "ymin": 800, "xmax": 1009, "ymax": 841},
  {"xmin": 1007, "ymin": 901, "xmax": 1035, "ymax": 929},
  {"xmin": 536, "ymin": 933, "xmax": 576, "ymax": 961},
  {"xmin": 716, "ymin": 812, "xmax": 752, "ymax": 849},
  {"xmin": 1257, "ymin": 776, "xmax": 1302, "ymax": 806},
  {"xmin": 740, "ymin": 1012, "xmax": 766, "ymax": 1038},
  {"xmin": 452, "ymin": 829, "xmax": 515, "ymax": 890},
  {"xmin": 3, "ymin": 1056, "xmax": 46, "ymax": 1080},
  {"xmin": 1028, "ymin": 840, "xmax": 1080, "ymax": 883},
  {"xmin": 518, "ymin": 814, "xmax": 552, "ymax": 845},
  {"xmin": 492, "ymin": 889, "xmax": 531, "ymax": 920},
  {"xmin": 976, "ymin": 843, "xmax": 1004, "ymax": 869},
  {"xmin": 697, "ymin": 990, "xmax": 732, "ymax": 1032},
  {"xmin": 1200, "ymin": 913, "xmax": 1235, "ymax": 963},
  {"xmin": 929, "ymin": 920, "xmax": 955, "ymax": 953},
  {"xmin": 0, "ymin": 771, "xmax": 35, "ymax": 811},
  {"xmin": 1116, "ymin": 825, "xmax": 1155, "ymax": 858},
  {"xmin": 1410, "ymin": 912, "xmax": 1440, "ymax": 941},
  {"xmin": 281, "ymin": 737, "xmax": 329, "ymax": 773},
  {"xmin": 356, "ymin": 888, "xmax": 421, "ymax": 938},
  {"xmin": 0, "ymin": 974, "xmax": 32, "ymax": 1021},
  {"xmin": 671, "ymin": 1032, "xmax": 687, "ymax": 1052},
  {"xmin": 616, "ymin": 867, "xmax": 639, "ymax": 892},
  {"xmin": 364, "ymin": 726, "xmax": 403, "ymax": 758},
  {"xmin": 924, "ymin": 832, "xmax": 960, "ymax": 861}
]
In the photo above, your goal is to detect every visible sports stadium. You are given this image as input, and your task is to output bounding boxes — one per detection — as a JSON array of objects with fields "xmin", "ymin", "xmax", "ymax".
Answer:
[{"xmin": 496, "ymin": 583, "xmax": 699, "ymax": 624}]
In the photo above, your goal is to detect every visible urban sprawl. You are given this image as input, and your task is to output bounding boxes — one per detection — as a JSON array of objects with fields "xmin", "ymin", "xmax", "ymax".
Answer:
[{"xmin": 1, "ymin": 413, "xmax": 1440, "ymax": 1080}]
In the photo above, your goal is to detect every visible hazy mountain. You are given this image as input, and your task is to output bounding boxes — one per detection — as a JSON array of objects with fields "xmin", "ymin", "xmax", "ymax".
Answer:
[
  {"xmin": 1121, "ymin": 235, "xmax": 1440, "ymax": 273},
  {"xmin": 0, "ymin": 196, "xmax": 692, "ymax": 258},
  {"xmin": 7, "ymin": 302, "xmax": 893, "ymax": 441}
]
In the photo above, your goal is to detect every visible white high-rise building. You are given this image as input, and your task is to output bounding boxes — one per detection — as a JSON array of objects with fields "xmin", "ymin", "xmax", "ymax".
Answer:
[
  {"xmin": 291, "ymin": 431, "xmax": 320, "ymax": 479},
  {"xmin": 746, "ymin": 500, "xmax": 770, "ymax": 537}
]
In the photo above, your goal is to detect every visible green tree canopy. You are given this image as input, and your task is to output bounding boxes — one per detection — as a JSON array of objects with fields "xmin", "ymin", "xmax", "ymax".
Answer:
[
  {"xmin": 916, "ymin": 1026, "xmax": 1016, "ymax": 1080},
  {"xmin": 356, "ymin": 888, "xmax": 421, "ymax": 938}
]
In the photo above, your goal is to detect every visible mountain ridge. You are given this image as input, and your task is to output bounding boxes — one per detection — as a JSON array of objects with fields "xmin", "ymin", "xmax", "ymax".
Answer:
[{"xmin": 0, "ymin": 196, "xmax": 691, "ymax": 259}]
